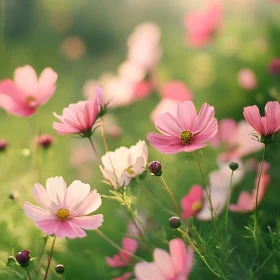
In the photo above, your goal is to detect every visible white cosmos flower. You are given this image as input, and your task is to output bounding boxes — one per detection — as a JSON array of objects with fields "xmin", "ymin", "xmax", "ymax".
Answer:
[{"xmin": 100, "ymin": 140, "xmax": 148, "ymax": 187}]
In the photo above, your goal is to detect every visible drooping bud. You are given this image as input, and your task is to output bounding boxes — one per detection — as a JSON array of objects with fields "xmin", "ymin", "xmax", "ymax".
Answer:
[
  {"xmin": 16, "ymin": 250, "xmax": 31, "ymax": 267},
  {"xmin": 0, "ymin": 139, "xmax": 8, "ymax": 152},
  {"xmin": 169, "ymin": 216, "xmax": 181, "ymax": 229},
  {"xmin": 229, "ymin": 162, "xmax": 239, "ymax": 171},
  {"xmin": 35, "ymin": 134, "xmax": 54, "ymax": 149},
  {"xmin": 148, "ymin": 161, "xmax": 162, "ymax": 176},
  {"xmin": 55, "ymin": 264, "xmax": 65, "ymax": 274}
]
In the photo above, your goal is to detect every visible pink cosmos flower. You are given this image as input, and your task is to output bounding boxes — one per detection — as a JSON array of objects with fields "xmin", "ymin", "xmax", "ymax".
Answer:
[
  {"xmin": 23, "ymin": 176, "xmax": 103, "ymax": 238},
  {"xmin": 237, "ymin": 68, "xmax": 257, "ymax": 91},
  {"xmin": 243, "ymin": 101, "xmax": 280, "ymax": 140},
  {"xmin": 229, "ymin": 162, "xmax": 270, "ymax": 213},
  {"xmin": 53, "ymin": 98, "xmax": 99, "ymax": 136},
  {"xmin": 134, "ymin": 238, "xmax": 193, "ymax": 280},
  {"xmin": 184, "ymin": 2, "xmax": 222, "ymax": 47},
  {"xmin": 106, "ymin": 237, "xmax": 138, "ymax": 267},
  {"xmin": 181, "ymin": 185, "xmax": 203, "ymax": 218},
  {"xmin": 210, "ymin": 119, "xmax": 263, "ymax": 162},
  {"xmin": 268, "ymin": 58, "xmax": 280, "ymax": 75},
  {"xmin": 100, "ymin": 140, "xmax": 148, "ymax": 187},
  {"xmin": 148, "ymin": 100, "xmax": 218, "ymax": 154},
  {"xmin": 0, "ymin": 65, "xmax": 57, "ymax": 116}
]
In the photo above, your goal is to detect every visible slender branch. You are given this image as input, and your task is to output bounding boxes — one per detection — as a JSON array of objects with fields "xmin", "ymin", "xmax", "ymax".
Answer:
[
  {"xmin": 225, "ymin": 171, "xmax": 234, "ymax": 238},
  {"xmin": 192, "ymin": 151, "xmax": 215, "ymax": 222},
  {"xmin": 253, "ymin": 144, "xmax": 267, "ymax": 254},
  {"xmin": 96, "ymin": 229, "xmax": 144, "ymax": 262},
  {"xmin": 25, "ymin": 268, "xmax": 32, "ymax": 280},
  {"xmin": 44, "ymin": 236, "xmax": 56, "ymax": 280},
  {"xmin": 87, "ymin": 136, "xmax": 102, "ymax": 166}
]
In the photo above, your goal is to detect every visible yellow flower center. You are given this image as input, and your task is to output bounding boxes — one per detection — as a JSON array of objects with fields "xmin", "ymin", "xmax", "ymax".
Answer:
[
  {"xmin": 125, "ymin": 167, "xmax": 135, "ymax": 175},
  {"xmin": 26, "ymin": 95, "xmax": 36, "ymax": 107},
  {"xmin": 192, "ymin": 201, "xmax": 202, "ymax": 214},
  {"xmin": 179, "ymin": 130, "xmax": 193, "ymax": 144},
  {"xmin": 57, "ymin": 208, "xmax": 70, "ymax": 221}
]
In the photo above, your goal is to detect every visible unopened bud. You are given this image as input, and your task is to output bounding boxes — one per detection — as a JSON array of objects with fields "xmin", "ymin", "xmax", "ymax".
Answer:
[
  {"xmin": 0, "ymin": 139, "xmax": 8, "ymax": 152},
  {"xmin": 268, "ymin": 58, "xmax": 280, "ymax": 75},
  {"xmin": 55, "ymin": 264, "xmax": 65, "ymax": 274},
  {"xmin": 169, "ymin": 216, "xmax": 181, "ymax": 229},
  {"xmin": 35, "ymin": 134, "xmax": 54, "ymax": 149},
  {"xmin": 16, "ymin": 250, "xmax": 31, "ymax": 267},
  {"xmin": 229, "ymin": 162, "xmax": 239, "ymax": 171},
  {"xmin": 148, "ymin": 161, "xmax": 162, "ymax": 176}
]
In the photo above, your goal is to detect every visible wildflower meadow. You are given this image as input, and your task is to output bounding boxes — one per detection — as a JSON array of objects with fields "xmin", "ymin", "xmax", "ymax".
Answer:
[{"xmin": 1, "ymin": 0, "xmax": 280, "ymax": 279}]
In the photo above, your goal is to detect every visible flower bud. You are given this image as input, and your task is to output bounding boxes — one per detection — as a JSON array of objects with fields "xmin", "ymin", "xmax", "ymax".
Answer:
[
  {"xmin": 148, "ymin": 161, "xmax": 162, "ymax": 176},
  {"xmin": 169, "ymin": 216, "xmax": 181, "ymax": 229},
  {"xmin": 0, "ymin": 139, "xmax": 8, "ymax": 152},
  {"xmin": 55, "ymin": 264, "xmax": 65, "ymax": 274},
  {"xmin": 16, "ymin": 250, "xmax": 31, "ymax": 267},
  {"xmin": 229, "ymin": 162, "xmax": 239, "ymax": 171},
  {"xmin": 35, "ymin": 134, "xmax": 54, "ymax": 149}
]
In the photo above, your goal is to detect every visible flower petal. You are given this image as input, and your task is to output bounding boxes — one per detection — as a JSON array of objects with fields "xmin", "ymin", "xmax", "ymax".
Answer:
[
  {"xmin": 68, "ymin": 215, "xmax": 103, "ymax": 230},
  {"xmin": 177, "ymin": 101, "xmax": 197, "ymax": 131},
  {"xmin": 153, "ymin": 248, "xmax": 176, "ymax": 278},
  {"xmin": 14, "ymin": 65, "xmax": 38, "ymax": 95},
  {"xmin": 55, "ymin": 221, "xmax": 87, "ymax": 238},
  {"xmin": 134, "ymin": 262, "xmax": 166, "ymax": 280},
  {"xmin": 24, "ymin": 202, "xmax": 55, "ymax": 221},
  {"xmin": 46, "ymin": 176, "xmax": 67, "ymax": 206},
  {"xmin": 154, "ymin": 112, "xmax": 181, "ymax": 136},
  {"xmin": 169, "ymin": 239, "xmax": 189, "ymax": 275}
]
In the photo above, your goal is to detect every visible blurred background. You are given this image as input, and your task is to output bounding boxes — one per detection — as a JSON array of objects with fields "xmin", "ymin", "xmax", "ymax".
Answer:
[{"xmin": 1, "ymin": 0, "xmax": 280, "ymax": 279}]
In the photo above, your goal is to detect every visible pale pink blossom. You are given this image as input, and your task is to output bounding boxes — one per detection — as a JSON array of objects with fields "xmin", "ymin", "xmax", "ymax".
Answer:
[
  {"xmin": 106, "ymin": 237, "xmax": 138, "ymax": 267},
  {"xmin": 210, "ymin": 119, "xmax": 263, "ymax": 161},
  {"xmin": 181, "ymin": 185, "xmax": 203, "ymax": 218},
  {"xmin": 197, "ymin": 161, "xmax": 244, "ymax": 220},
  {"xmin": 237, "ymin": 68, "xmax": 257, "ymax": 91},
  {"xmin": 23, "ymin": 176, "xmax": 103, "ymax": 238},
  {"xmin": 243, "ymin": 101, "xmax": 280, "ymax": 140},
  {"xmin": 148, "ymin": 101, "xmax": 218, "ymax": 154},
  {"xmin": 100, "ymin": 140, "xmax": 148, "ymax": 187},
  {"xmin": 134, "ymin": 239, "xmax": 193, "ymax": 280},
  {"xmin": 230, "ymin": 162, "xmax": 270, "ymax": 212},
  {"xmin": 184, "ymin": 2, "xmax": 222, "ymax": 47},
  {"xmin": 0, "ymin": 65, "xmax": 57, "ymax": 116},
  {"xmin": 53, "ymin": 98, "xmax": 99, "ymax": 136}
]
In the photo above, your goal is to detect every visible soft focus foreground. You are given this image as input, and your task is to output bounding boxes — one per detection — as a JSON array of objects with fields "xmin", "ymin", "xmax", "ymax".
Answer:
[{"xmin": 1, "ymin": 0, "xmax": 280, "ymax": 279}]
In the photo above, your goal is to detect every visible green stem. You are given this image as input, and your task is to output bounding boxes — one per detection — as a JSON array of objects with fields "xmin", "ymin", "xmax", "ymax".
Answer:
[
  {"xmin": 192, "ymin": 151, "xmax": 215, "ymax": 222},
  {"xmin": 87, "ymin": 136, "xmax": 103, "ymax": 166},
  {"xmin": 253, "ymin": 144, "xmax": 267, "ymax": 254},
  {"xmin": 96, "ymin": 229, "xmax": 144, "ymax": 262},
  {"xmin": 25, "ymin": 267, "xmax": 32, "ymax": 280},
  {"xmin": 178, "ymin": 228, "xmax": 224, "ymax": 279},
  {"xmin": 44, "ymin": 236, "xmax": 56, "ymax": 280},
  {"xmin": 35, "ymin": 236, "xmax": 49, "ymax": 272},
  {"xmin": 225, "ymin": 171, "xmax": 234, "ymax": 239}
]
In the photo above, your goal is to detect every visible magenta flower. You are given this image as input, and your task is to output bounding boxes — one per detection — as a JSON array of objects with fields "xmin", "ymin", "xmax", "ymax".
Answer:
[
  {"xmin": 23, "ymin": 176, "xmax": 103, "ymax": 238},
  {"xmin": 230, "ymin": 163, "xmax": 270, "ymax": 213},
  {"xmin": 106, "ymin": 237, "xmax": 138, "ymax": 267},
  {"xmin": 147, "ymin": 101, "xmax": 218, "ymax": 154},
  {"xmin": 53, "ymin": 98, "xmax": 99, "ymax": 136},
  {"xmin": 181, "ymin": 185, "xmax": 203, "ymax": 218},
  {"xmin": 184, "ymin": 2, "xmax": 222, "ymax": 47},
  {"xmin": 243, "ymin": 101, "xmax": 280, "ymax": 142},
  {"xmin": 134, "ymin": 238, "xmax": 193, "ymax": 280},
  {"xmin": 0, "ymin": 65, "xmax": 57, "ymax": 116}
]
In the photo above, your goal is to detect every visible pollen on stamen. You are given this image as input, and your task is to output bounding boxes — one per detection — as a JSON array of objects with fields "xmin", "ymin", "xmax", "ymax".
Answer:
[
  {"xmin": 57, "ymin": 208, "xmax": 70, "ymax": 221},
  {"xmin": 180, "ymin": 130, "xmax": 193, "ymax": 145}
]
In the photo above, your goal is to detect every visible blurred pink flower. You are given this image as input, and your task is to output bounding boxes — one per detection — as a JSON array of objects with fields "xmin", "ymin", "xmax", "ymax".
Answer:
[
  {"xmin": 0, "ymin": 65, "xmax": 57, "ymax": 116},
  {"xmin": 133, "ymin": 81, "xmax": 153, "ymax": 101},
  {"xmin": 181, "ymin": 185, "xmax": 203, "ymax": 218},
  {"xmin": 268, "ymin": 58, "xmax": 280, "ymax": 75},
  {"xmin": 151, "ymin": 81, "xmax": 193, "ymax": 121},
  {"xmin": 106, "ymin": 237, "xmax": 138, "ymax": 267},
  {"xmin": 100, "ymin": 140, "xmax": 148, "ymax": 187},
  {"xmin": 23, "ymin": 176, "xmax": 103, "ymax": 238},
  {"xmin": 59, "ymin": 36, "xmax": 86, "ymax": 61},
  {"xmin": 184, "ymin": 2, "xmax": 222, "ymax": 47},
  {"xmin": 134, "ymin": 238, "xmax": 193, "ymax": 280},
  {"xmin": 243, "ymin": 101, "xmax": 280, "ymax": 140},
  {"xmin": 210, "ymin": 119, "xmax": 263, "ymax": 161},
  {"xmin": 230, "ymin": 162, "xmax": 270, "ymax": 212},
  {"xmin": 53, "ymin": 99, "xmax": 99, "ymax": 136},
  {"xmin": 34, "ymin": 134, "xmax": 54, "ymax": 149},
  {"xmin": 0, "ymin": 139, "xmax": 8, "ymax": 152},
  {"xmin": 237, "ymin": 68, "xmax": 257, "ymax": 91},
  {"xmin": 112, "ymin": 272, "xmax": 132, "ymax": 280},
  {"xmin": 148, "ymin": 101, "xmax": 218, "ymax": 154},
  {"xmin": 197, "ymin": 161, "xmax": 244, "ymax": 220}
]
